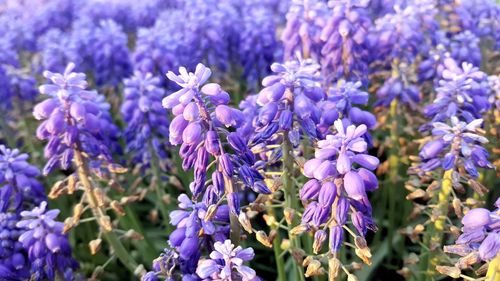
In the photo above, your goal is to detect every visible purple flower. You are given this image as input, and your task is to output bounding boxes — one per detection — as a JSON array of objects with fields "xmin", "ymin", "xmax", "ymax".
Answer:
[
  {"xmin": 16, "ymin": 202, "xmax": 77, "ymax": 281},
  {"xmin": 300, "ymin": 120, "xmax": 379, "ymax": 254},
  {"xmin": 33, "ymin": 63, "xmax": 119, "ymax": 175},
  {"xmin": 0, "ymin": 210, "xmax": 29, "ymax": 280},
  {"xmin": 447, "ymin": 200, "xmax": 500, "ymax": 265},
  {"xmin": 121, "ymin": 71, "xmax": 169, "ymax": 170},
  {"xmin": 196, "ymin": 240, "xmax": 256, "ymax": 281},
  {"xmin": 0, "ymin": 146, "xmax": 45, "ymax": 211}
]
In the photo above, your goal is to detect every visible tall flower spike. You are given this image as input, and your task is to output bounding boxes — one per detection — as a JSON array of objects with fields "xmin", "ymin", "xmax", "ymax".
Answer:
[
  {"xmin": 0, "ymin": 207, "xmax": 29, "ymax": 280},
  {"xmin": 300, "ymin": 120, "xmax": 379, "ymax": 272},
  {"xmin": 16, "ymin": 201, "xmax": 78, "ymax": 281},
  {"xmin": 0, "ymin": 145, "xmax": 45, "ymax": 211},
  {"xmin": 33, "ymin": 63, "xmax": 118, "ymax": 175},
  {"xmin": 121, "ymin": 70, "xmax": 170, "ymax": 170}
]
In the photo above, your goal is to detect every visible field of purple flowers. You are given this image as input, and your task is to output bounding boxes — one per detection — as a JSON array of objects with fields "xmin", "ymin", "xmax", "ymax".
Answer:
[{"xmin": 0, "ymin": 0, "xmax": 499, "ymax": 280}]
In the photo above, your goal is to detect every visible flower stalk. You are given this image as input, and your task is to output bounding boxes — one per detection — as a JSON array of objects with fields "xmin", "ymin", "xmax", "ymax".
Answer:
[{"xmin": 74, "ymin": 149, "xmax": 139, "ymax": 274}]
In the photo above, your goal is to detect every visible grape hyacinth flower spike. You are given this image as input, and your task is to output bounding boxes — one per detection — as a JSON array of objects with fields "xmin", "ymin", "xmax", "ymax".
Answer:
[
  {"xmin": 297, "ymin": 120, "xmax": 379, "ymax": 277},
  {"xmin": 33, "ymin": 63, "xmax": 140, "ymax": 275}
]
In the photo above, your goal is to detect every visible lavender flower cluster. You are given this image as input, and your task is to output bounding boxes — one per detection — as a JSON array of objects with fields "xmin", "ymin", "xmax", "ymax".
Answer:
[{"xmin": 0, "ymin": 0, "xmax": 498, "ymax": 280}]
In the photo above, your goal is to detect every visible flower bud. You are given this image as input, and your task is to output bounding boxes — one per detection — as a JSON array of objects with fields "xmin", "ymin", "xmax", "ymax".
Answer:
[{"xmin": 313, "ymin": 230, "xmax": 327, "ymax": 254}]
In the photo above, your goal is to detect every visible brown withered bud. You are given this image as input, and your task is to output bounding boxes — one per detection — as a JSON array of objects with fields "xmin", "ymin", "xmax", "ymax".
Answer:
[
  {"xmin": 406, "ymin": 189, "xmax": 427, "ymax": 200},
  {"xmin": 262, "ymin": 214, "xmax": 277, "ymax": 227},
  {"xmin": 305, "ymin": 260, "xmax": 324, "ymax": 277},
  {"xmin": 354, "ymin": 237, "xmax": 372, "ymax": 265},
  {"xmin": 99, "ymin": 216, "xmax": 113, "ymax": 232},
  {"xmin": 452, "ymin": 198, "xmax": 462, "ymax": 217},
  {"xmin": 73, "ymin": 203, "xmax": 85, "ymax": 224},
  {"xmin": 468, "ymin": 179, "xmax": 488, "ymax": 196},
  {"xmin": 457, "ymin": 252, "xmax": 480, "ymax": 269},
  {"xmin": 49, "ymin": 180, "xmax": 66, "ymax": 199},
  {"xmin": 108, "ymin": 163, "xmax": 128, "ymax": 174},
  {"xmin": 246, "ymin": 210, "xmax": 259, "ymax": 219},
  {"xmin": 63, "ymin": 217, "xmax": 75, "ymax": 234},
  {"xmin": 328, "ymin": 258, "xmax": 340, "ymax": 280},
  {"xmin": 109, "ymin": 179, "xmax": 125, "ymax": 193},
  {"xmin": 125, "ymin": 229, "xmax": 144, "ymax": 240},
  {"xmin": 256, "ymin": 231, "xmax": 273, "ymax": 248},
  {"xmin": 404, "ymin": 183, "xmax": 417, "ymax": 192},
  {"xmin": 397, "ymin": 267, "xmax": 411, "ymax": 279},
  {"xmin": 121, "ymin": 195, "xmax": 140, "ymax": 205},
  {"xmin": 290, "ymin": 248, "xmax": 305, "ymax": 264},
  {"xmin": 281, "ymin": 239, "xmax": 290, "ymax": 251},
  {"xmin": 414, "ymin": 224, "xmax": 425, "ymax": 234},
  {"xmin": 436, "ymin": 266, "xmax": 461, "ymax": 278},
  {"xmin": 162, "ymin": 194, "xmax": 171, "ymax": 205},
  {"xmin": 139, "ymin": 189, "xmax": 148, "ymax": 201},
  {"xmin": 204, "ymin": 205, "xmax": 218, "ymax": 222},
  {"xmin": 89, "ymin": 239, "xmax": 102, "ymax": 255},
  {"xmin": 168, "ymin": 176, "xmax": 183, "ymax": 191},
  {"xmin": 67, "ymin": 174, "xmax": 77, "ymax": 194},
  {"xmin": 464, "ymin": 198, "xmax": 480, "ymax": 206},
  {"xmin": 290, "ymin": 224, "xmax": 309, "ymax": 236},
  {"xmin": 238, "ymin": 212, "xmax": 253, "ymax": 233},
  {"xmin": 149, "ymin": 209, "xmax": 159, "ymax": 223},
  {"xmin": 93, "ymin": 188, "xmax": 106, "ymax": 207},
  {"xmin": 302, "ymin": 256, "xmax": 314, "ymax": 267},
  {"xmin": 404, "ymin": 253, "xmax": 419, "ymax": 265},
  {"xmin": 409, "ymin": 203, "xmax": 426, "ymax": 219},
  {"xmin": 284, "ymin": 207, "xmax": 294, "ymax": 225},
  {"xmin": 267, "ymin": 178, "xmax": 283, "ymax": 193},
  {"xmin": 426, "ymin": 180, "xmax": 440, "ymax": 192},
  {"xmin": 350, "ymin": 262, "xmax": 363, "ymax": 271},
  {"xmin": 313, "ymin": 230, "xmax": 327, "ymax": 254},
  {"xmin": 110, "ymin": 200, "xmax": 126, "ymax": 216},
  {"xmin": 268, "ymin": 230, "xmax": 277, "ymax": 242}
]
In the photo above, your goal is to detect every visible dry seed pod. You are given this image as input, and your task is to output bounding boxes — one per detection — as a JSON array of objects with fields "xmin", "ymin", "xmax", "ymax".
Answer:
[
  {"xmin": 290, "ymin": 224, "xmax": 309, "ymax": 235},
  {"xmin": 109, "ymin": 179, "xmax": 125, "ymax": 193},
  {"xmin": 110, "ymin": 200, "xmax": 126, "ymax": 216},
  {"xmin": 125, "ymin": 229, "xmax": 144, "ymax": 240},
  {"xmin": 262, "ymin": 214, "xmax": 277, "ymax": 227},
  {"xmin": 256, "ymin": 231, "xmax": 272, "ymax": 248},
  {"xmin": 406, "ymin": 189, "xmax": 426, "ymax": 200},
  {"xmin": 67, "ymin": 174, "xmax": 77, "ymax": 194},
  {"xmin": 63, "ymin": 217, "xmax": 75, "ymax": 234},
  {"xmin": 305, "ymin": 260, "xmax": 324, "ymax": 277},
  {"xmin": 48, "ymin": 180, "xmax": 66, "ymax": 199},
  {"xmin": 93, "ymin": 188, "xmax": 106, "ymax": 207},
  {"xmin": 452, "ymin": 198, "xmax": 462, "ymax": 217},
  {"xmin": 238, "ymin": 212, "xmax": 253, "ymax": 233},
  {"xmin": 89, "ymin": 239, "xmax": 102, "ymax": 255},
  {"xmin": 99, "ymin": 216, "xmax": 113, "ymax": 232},
  {"xmin": 351, "ymin": 262, "xmax": 362, "ymax": 271},
  {"xmin": 73, "ymin": 203, "xmax": 85, "ymax": 223},
  {"xmin": 108, "ymin": 163, "xmax": 128, "ymax": 174},
  {"xmin": 290, "ymin": 248, "xmax": 305, "ymax": 264},
  {"xmin": 436, "ymin": 266, "xmax": 461, "ymax": 278},
  {"xmin": 284, "ymin": 207, "xmax": 295, "ymax": 225},
  {"xmin": 328, "ymin": 258, "xmax": 340, "ymax": 280}
]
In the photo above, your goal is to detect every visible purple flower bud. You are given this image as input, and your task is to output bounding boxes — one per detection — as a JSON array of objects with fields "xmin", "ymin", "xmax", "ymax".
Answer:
[
  {"xmin": 303, "ymin": 159, "xmax": 322, "ymax": 178},
  {"xmin": 336, "ymin": 197, "xmax": 349, "ymax": 225},
  {"xmin": 343, "ymin": 171, "xmax": 366, "ymax": 200},
  {"xmin": 279, "ymin": 109, "xmax": 293, "ymax": 131},
  {"xmin": 179, "ymin": 236, "xmax": 199, "ymax": 259},
  {"xmin": 352, "ymin": 154, "xmax": 379, "ymax": 170},
  {"xmin": 70, "ymin": 103, "xmax": 86, "ymax": 121},
  {"xmin": 312, "ymin": 204, "xmax": 330, "ymax": 226},
  {"xmin": 337, "ymin": 152, "xmax": 351, "ymax": 174},
  {"xmin": 201, "ymin": 83, "xmax": 222, "ymax": 96},
  {"xmin": 349, "ymin": 107, "xmax": 376, "ymax": 129},
  {"xmin": 169, "ymin": 228, "xmax": 186, "ymax": 247},
  {"xmin": 219, "ymin": 154, "xmax": 233, "ymax": 177},
  {"xmin": 478, "ymin": 233, "xmax": 500, "ymax": 261},
  {"xmin": 182, "ymin": 122, "xmax": 202, "ymax": 145},
  {"xmin": 330, "ymin": 226, "xmax": 344, "ymax": 252},
  {"xmin": 302, "ymin": 202, "xmax": 318, "ymax": 224},
  {"xmin": 357, "ymin": 168, "xmax": 378, "ymax": 191},
  {"xmin": 260, "ymin": 82, "xmax": 286, "ymax": 102},
  {"xmin": 300, "ymin": 179, "xmax": 322, "ymax": 201},
  {"xmin": 227, "ymin": 192, "xmax": 240, "ymax": 215},
  {"xmin": 258, "ymin": 102, "xmax": 278, "ymax": 126},
  {"xmin": 169, "ymin": 115, "xmax": 189, "ymax": 145},
  {"xmin": 313, "ymin": 230, "xmax": 327, "ymax": 253},
  {"xmin": 251, "ymin": 181, "xmax": 272, "ymax": 194},
  {"xmin": 351, "ymin": 211, "xmax": 366, "ymax": 235},
  {"xmin": 227, "ymin": 132, "xmax": 246, "ymax": 153},
  {"xmin": 215, "ymin": 105, "xmax": 243, "ymax": 127},
  {"xmin": 183, "ymin": 102, "xmax": 200, "ymax": 122},
  {"xmin": 45, "ymin": 233, "xmax": 62, "ymax": 252},
  {"xmin": 315, "ymin": 148, "xmax": 337, "ymax": 160},
  {"xmin": 314, "ymin": 160, "xmax": 336, "ymax": 181},
  {"xmin": 419, "ymin": 140, "xmax": 445, "ymax": 160},
  {"xmin": 462, "ymin": 208, "xmax": 491, "ymax": 229},
  {"xmin": 205, "ymin": 130, "xmax": 220, "ymax": 155},
  {"xmin": 318, "ymin": 182, "xmax": 337, "ymax": 207},
  {"xmin": 33, "ymin": 99, "xmax": 58, "ymax": 120}
]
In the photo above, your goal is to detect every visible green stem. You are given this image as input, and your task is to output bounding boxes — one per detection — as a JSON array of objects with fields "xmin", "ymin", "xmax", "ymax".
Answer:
[
  {"xmin": 282, "ymin": 131, "xmax": 305, "ymax": 281},
  {"xmin": 149, "ymin": 143, "xmax": 171, "ymax": 228},
  {"xmin": 74, "ymin": 150, "xmax": 139, "ymax": 274},
  {"xmin": 267, "ymin": 202, "xmax": 286, "ymax": 281}
]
